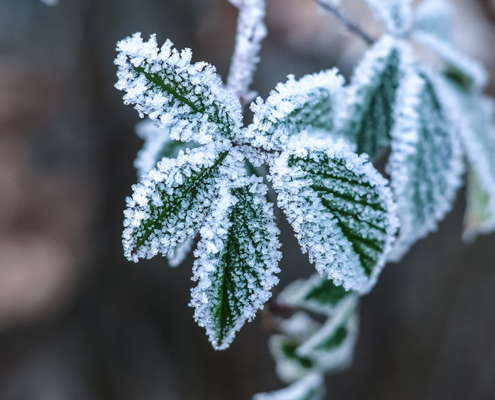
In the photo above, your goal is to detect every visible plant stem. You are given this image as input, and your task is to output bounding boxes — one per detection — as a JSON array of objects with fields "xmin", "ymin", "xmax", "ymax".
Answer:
[
  {"xmin": 314, "ymin": 0, "xmax": 375, "ymax": 46},
  {"xmin": 227, "ymin": 0, "xmax": 267, "ymax": 105}
]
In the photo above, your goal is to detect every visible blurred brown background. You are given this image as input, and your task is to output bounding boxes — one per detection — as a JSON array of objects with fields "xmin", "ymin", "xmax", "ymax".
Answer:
[{"xmin": 1, "ymin": 0, "xmax": 495, "ymax": 399}]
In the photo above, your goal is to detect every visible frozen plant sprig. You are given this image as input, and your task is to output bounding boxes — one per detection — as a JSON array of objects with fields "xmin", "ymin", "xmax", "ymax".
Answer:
[
  {"xmin": 116, "ymin": 32, "xmax": 398, "ymax": 348},
  {"xmin": 115, "ymin": 0, "xmax": 495, "ymax": 399}
]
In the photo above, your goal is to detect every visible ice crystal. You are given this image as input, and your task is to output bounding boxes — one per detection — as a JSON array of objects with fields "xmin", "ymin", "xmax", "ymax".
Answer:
[
  {"xmin": 269, "ymin": 136, "xmax": 398, "ymax": 293},
  {"xmin": 253, "ymin": 373, "xmax": 325, "ymax": 400},
  {"xmin": 387, "ymin": 69, "xmax": 463, "ymax": 261},
  {"xmin": 245, "ymin": 69, "xmax": 345, "ymax": 151},
  {"xmin": 338, "ymin": 36, "xmax": 414, "ymax": 159},
  {"xmin": 115, "ymin": 33, "xmax": 242, "ymax": 144},
  {"xmin": 190, "ymin": 171, "xmax": 281, "ymax": 350},
  {"xmin": 362, "ymin": 0, "xmax": 412, "ymax": 35}
]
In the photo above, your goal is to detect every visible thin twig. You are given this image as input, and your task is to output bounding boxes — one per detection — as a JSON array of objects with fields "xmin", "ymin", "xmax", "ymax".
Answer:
[
  {"xmin": 226, "ymin": 0, "xmax": 267, "ymax": 105},
  {"xmin": 314, "ymin": 0, "xmax": 375, "ymax": 46}
]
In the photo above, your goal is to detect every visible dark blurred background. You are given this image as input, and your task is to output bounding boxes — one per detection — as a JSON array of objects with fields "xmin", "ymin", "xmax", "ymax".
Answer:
[{"xmin": 1, "ymin": 0, "xmax": 495, "ymax": 399}]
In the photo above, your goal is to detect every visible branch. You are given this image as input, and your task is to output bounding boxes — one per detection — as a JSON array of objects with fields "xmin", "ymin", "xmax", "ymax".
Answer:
[
  {"xmin": 314, "ymin": 0, "xmax": 375, "ymax": 46},
  {"xmin": 226, "ymin": 0, "xmax": 267, "ymax": 105}
]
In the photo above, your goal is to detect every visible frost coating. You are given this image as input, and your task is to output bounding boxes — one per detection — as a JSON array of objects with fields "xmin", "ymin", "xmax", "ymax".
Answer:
[
  {"xmin": 269, "ymin": 313, "xmax": 321, "ymax": 383},
  {"xmin": 269, "ymin": 136, "xmax": 398, "ymax": 293},
  {"xmin": 444, "ymin": 81, "xmax": 495, "ymax": 240},
  {"xmin": 253, "ymin": 373, "xmax": 325, "ymax": 400},
  {"xmin": 387, "ymin": 70, "xmax": 464, "ymax": 261},
  {"xmin": 413, "ymin": 0, "xmax": 453, "ymax": 43},
  {"xmin": 246, "ymin": 69, "xmax": 345, "ymax": 151},
  {"xmin": 277, "ymin": 273, "xmax": 355, "ymax": 316},
  {"xmin": 413, "ymin": 32, "xmax": 488, "ymax": 89},
  {"xmin": 363, "ymin": 0, "xmax": 412, "ymax": 35},
  {"xmin": 338, "ymin": 36, "xmax": 414, "ymax": 159},
  {"xmin": 227, "ymin": 0, "xmax": 267, "ymax": 103},
  {"xmin": 296, "ymin": 296, "xmax": 359, "ymax": 373},
  {"xmin": 115, "ymin": 33, "xmax": 242, "ymax": 144},
  {"xmin": 123, "ymin": 143, "xmax": 229, "ymax": 261},
  {"xmin": 167, "ymin": 236, "xmax": 195, "ymax": 267},
  {"xmin": 190, "ymin": 172, "xmax": 281, "ymax": 350},
  {"xmin": 134, "ymin": 119, "xmax": 198, "ymax": 176}
]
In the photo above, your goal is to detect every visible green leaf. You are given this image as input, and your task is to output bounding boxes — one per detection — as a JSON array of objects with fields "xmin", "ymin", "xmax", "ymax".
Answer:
[
  {"xmin": 387, "ymin": 70, "xmax": 464, "ymax": 261},
  {"xmin": 443, "ymin": 80, "xmax": 495, "ymax": 241},
  {"xmin": 338, "ymin": 36, "xmax": 411, "ymax": 159},
  {"xmin": 413, "ymin": 0, "xmax": 453, "ymax": 43},
  {"xmin": 296, "ymin": 296, "xmax": 359, "ymax": 373},
  {"xmin": 134, "ymin": 119, "xmax": 199, "ymax": 176},
  {"xmin": 190, "ymin": 175, "xmax": 281, "ymax": 350},
  {"xmin": 269, "ymin": 312, "xmax": 321, "ymax": 383},
  {"xmin": 269, "ymin": 137, "xmax": 398, "ymax": 293},
  {"xmin": 277, "ymin": 274, "xmax": 355, "ymax": 316},
  {"xmin": 115, "ymin": 33, "xmax": 242, "ymax": 144},
  {"xmin": 412, "ymin": 32, "xmax": 487, "ymax": 89},
  {"xmin": 123, "ymin": 143, "xmax": 228, "ymax": 261},
  {"xmin": 362, "ymin": 0, "xmax": 412, "ymax": 34},
  {"xmin": 246, "ymin": 69, "xmax": 345, "ymax": 151},
  {"xmin": 464, "ymin": 168, "xmax": 495, "ymax": 241}
]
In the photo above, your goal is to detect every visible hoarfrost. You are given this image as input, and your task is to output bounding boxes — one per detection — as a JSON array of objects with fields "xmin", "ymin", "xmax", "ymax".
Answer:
[
  {"xmin": 115, "ymin": 33, "xmax": 242, "ymax": 144},
  {"xmin": 387, "ymin": 69, "xmax": 464, "ymax": 261},
  {"xmin": 362, "ymin": 0, "xmax": 412, "ymax": 35},
  {"xmin": 337, "ymin": 35, "xmax": 414, "ymax": 159},
  {"xmin": 167, "ymin": 236, "xmax": 195, "ymax": 267},
  {"xmin": 413, "ymin": 0, "xmax": 453, "ymax": 43},
  {"xmin": 246, "ymin": 69, "xmax": 345, "ymax": 152},
  {"xmin": 134, "ymin": 119, "xmax": 198, "ymax": 176},
  {"xmin": 227, "ymin": 0, "xmax": 267, "ymax": 103},
  {"xmin": 269, "ymin": 135, "xmax": 398, "ymax": 293},
  {"xmin": 444, "ymin": 82, "xmax": 495, "ymax": 241},
  {"xmin": 190, "ymin": 169, "xmax": 281, "ymax": 350},
  {"xmin": 122, "ymin": 142, "xmax": 229, "ymax": 262}
]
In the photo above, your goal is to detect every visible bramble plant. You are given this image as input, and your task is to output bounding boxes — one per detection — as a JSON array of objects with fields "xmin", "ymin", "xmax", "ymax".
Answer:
[{"xmin": 114, "ymin": 0, "xmax": 495, "ymax": 398}]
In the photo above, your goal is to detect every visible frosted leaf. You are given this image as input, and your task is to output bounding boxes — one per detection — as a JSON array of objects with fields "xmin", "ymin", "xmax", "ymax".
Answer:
[
  {"xmin": 253, "ymin": 373, "xmax": 325, "ymax": 400},
  {"xmin": 246, "ymin": 69, "xmax": 345, "ymax": 151},
  {"xmin": 134, "ymin": 119, "xmax": 198, "ymax": 176},
  {"xmin": 387, "ymin": 70, "xmax": 463, "ymax": 261},
  {"xmin": 167, "ymin": 235, "xmax": 195, "ymax": 267},
  {"xmin": 269, "ymin": 136, "xmax": 398, "ymax": 293},
  {"xmin": 122, "ymin": 143, "xmax": 229, "ymax": 262},
  {"xmin": 269, "ymin": 313, "xmax": 321, "ymax": 383},
  {"xmin": 190, "ymin": 174, "xmax": 281, "ymax": 350},
  {"xmin": 337, "ymin": 36, "xmax": 414, "ymax": 159},
  {"xmin": 413, "ymin": 32, "xmax": 488, "ymax": 89},
  {"xmin": 227, "ymin": 0, "xmax": 267, "ymax": 102},
  {"xmin": 413, "ymin": 0, "xmax": 453, "ymax": 43},
  {"xmin": 362, "ymin": 0, "xmax": 412, "ymax": 35},
  {"xmin": 296, "ymin": 296, "xmax": 359, "ymax": 373},
  {"xmin": 464, "ymin": 168, "xmax": 495, "ymax": 242},
  {"xmin": 115, "ymin": 33, "xmax": 242, "ymax": 144},
  {"xmin": 443, "ymin": 81, "xmax": 495, "ymax": 241},
  {"xmin": 277, "ymin": 273, "xmax": 356, "ymax": 316}
]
